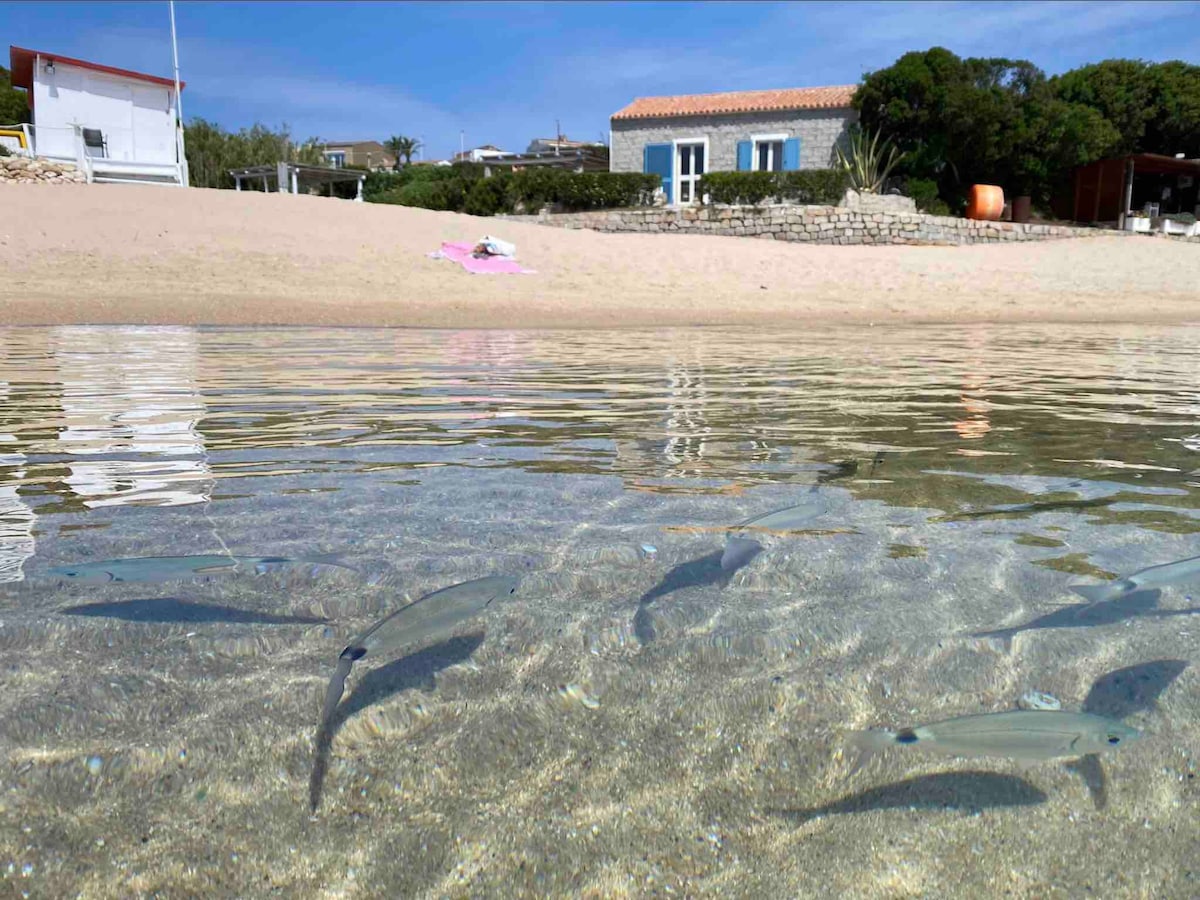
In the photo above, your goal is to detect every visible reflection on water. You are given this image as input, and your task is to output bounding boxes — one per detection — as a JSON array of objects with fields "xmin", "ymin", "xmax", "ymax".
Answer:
[
  {"xmin": 1, "ymin": 324, "xmax": 1199, "ymax": 895},
  {"xmin": 0, "ymin": 325, "xmax": 1197, "ymax": 530},
  {"xmin": 54, "ymin": 327, "xmax": 212, "ymax": 509}
]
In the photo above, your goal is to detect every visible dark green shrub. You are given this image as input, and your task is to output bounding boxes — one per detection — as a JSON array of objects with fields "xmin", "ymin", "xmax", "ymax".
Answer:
[
  {"xmin": 777, "ymin": 169, "xmax": 849, "ymax": 204},
  {"xmin": 388, "ymin": 178, "xmax": 461, "ymax": 211},
  {"xmin": 463, "ymin": 172, "xmax": 513, "ymax": 216},
  {"xmin": 699, "ymin": 169, "xmax": 847, "ymax": 205},
  {"xmin": 701, "ymin": 171, "xmax": 776, "ymax": 204},
  {"xmin": 369, "ymin": 167, "xmax": 657, "ymax": 215},
  {"xmin": 903, "ymin": 177, "xmax": 941, "ymax": 212}
]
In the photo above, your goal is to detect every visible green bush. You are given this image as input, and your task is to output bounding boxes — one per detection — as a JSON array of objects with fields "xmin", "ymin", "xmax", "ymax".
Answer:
[
  {"xmin": 699, "ymin": 169, "xmax": 848, "ymax": 205},
  {"xmin": 463, "ymin": 172, "xmax": 513, "ymax": 216},
  {"xmin": 903, "ymin": 177, "xmax": 941, "ymax": 212},
  {"xmin": 778, "ymin": 169, "xmax": 849, "ymax": 204},
  {"xmin": 701, "ymin": 171, "xmax": 775, "ymax": 205},
  {"xmin": 368, "ymin": 167, "xmax": 658, "ymax": 215},
  {"xmin": 389, "ymin": 178, "xmax": 461, "ymax": 211}
]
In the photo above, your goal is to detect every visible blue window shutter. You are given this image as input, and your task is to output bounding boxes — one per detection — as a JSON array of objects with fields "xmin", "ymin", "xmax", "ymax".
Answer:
[
  {"xmin": 783, "ymin": 138, "xmax": 800, "ymax": 171},
  {"xmin": 644, "ymin": 142, "xmax": 672, "ymax": 204},
  {"xmin": 736, "ymin": 140, "xmax": 752, "ymax": 171}
]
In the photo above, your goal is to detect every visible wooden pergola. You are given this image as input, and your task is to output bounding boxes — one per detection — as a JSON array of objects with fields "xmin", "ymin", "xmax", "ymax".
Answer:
[
  {"xmin": 228, "ymin": 162, "xmax": 366, "ymax": 201},
  {"xmin": 1072, "ymin": 153, "xmax": 1200, "ymax": 227}
]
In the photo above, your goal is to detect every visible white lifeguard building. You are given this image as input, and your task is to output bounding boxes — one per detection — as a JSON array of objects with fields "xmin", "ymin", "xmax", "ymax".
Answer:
[{"xmin": 7, "ymin": 45, "xmax": 187, "ymax": 186}]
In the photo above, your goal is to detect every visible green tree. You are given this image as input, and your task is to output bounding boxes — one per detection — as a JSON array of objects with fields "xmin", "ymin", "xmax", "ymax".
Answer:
[
  {"xmin": 856, "ymin": 48, "xmax": 1121, "ymax": 209},
  {"xmin": 1051, "ymin": 60, "xmax": 1155, "ymax": 156},
  {"xmin": 183, "ymin": 118, "xmax": 326, "ymax": 189},
  {"xmin": 384, "ymin": 134, "xmax": 422, "ymax": 168},
  {"xmin": 0, "ymin": 64, "xmax": 30, "ymax": 126},
  {"xmin": 1144, "ymin": 60, "xmax": 1200, "ymax": 157}
]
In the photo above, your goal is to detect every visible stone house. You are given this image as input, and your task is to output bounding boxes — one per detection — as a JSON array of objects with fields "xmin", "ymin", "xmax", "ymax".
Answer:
[
  {"xmin": 609, "ymin": 86, "xmax": 857, "ymax": 205},
  {"xmin": 323, "ymin": 141, "xmax": 396, "ymax": 171}
]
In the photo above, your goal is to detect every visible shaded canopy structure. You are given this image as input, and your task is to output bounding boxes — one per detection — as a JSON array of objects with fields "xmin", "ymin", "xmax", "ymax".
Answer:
[
  {"xmin": 1071, "ymin": 153, "xmax": 1200, "ymax": 226},
  {"xmin": 229, "ymin": 162, "xmax": 366, "ymax": 201}
]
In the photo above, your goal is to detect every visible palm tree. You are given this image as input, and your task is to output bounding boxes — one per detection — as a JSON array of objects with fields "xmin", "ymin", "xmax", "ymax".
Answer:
[{"xmin": 384, "ymin": 135, "xmax": 422, "ymax": 169}]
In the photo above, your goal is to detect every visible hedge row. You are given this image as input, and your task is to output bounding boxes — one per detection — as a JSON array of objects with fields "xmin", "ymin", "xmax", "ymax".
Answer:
[
  {"xmin": 699, "ymin": 169, "xmax": 849, "ymax": 206},
  {"xmin": 367, "ymin": 164, "xmax": 659, "ymax": 215}
]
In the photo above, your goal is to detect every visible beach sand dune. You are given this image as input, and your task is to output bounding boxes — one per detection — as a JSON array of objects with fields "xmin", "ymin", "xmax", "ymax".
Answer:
[{"xmin": 1, "ymin": 184, "xmax": 1196, "ymax": 327}]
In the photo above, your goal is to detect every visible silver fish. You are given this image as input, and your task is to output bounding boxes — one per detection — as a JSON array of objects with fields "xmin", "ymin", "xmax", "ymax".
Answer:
[
  {"xmin": 1070, "ymin": 553, "xmax": 1200, "ymax": 604},
  {"xmin": 46, "ymin": 553, "xmax": 350, "ymax": 585},
  {"xmin": 732, "ymin": 498, "xmax": 827, "ymax": 532},
  {"xmin": 848, "ymin": 710, "xmax": 1139, "ymax": 767},
  {"xmin": 319, "ymin": 574, "xmax": 520, "ymax": 727}
]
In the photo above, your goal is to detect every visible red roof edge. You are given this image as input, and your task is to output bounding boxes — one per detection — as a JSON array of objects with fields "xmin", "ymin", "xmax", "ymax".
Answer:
[{"xmin": 9, "ymin": 46, "xmax": 185, "ymax": 92}]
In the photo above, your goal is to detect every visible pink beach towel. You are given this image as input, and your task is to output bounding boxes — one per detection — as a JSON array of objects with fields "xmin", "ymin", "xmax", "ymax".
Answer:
[{"xmin": 428, "ymin": 242, "xmax": 536, "ymax": 275}]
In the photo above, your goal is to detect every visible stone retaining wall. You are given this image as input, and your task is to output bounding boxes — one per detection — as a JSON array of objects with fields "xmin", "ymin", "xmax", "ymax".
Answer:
[
  {"xmin": 502, "ymin": 204, "xmax": 1124, "ymax": 246},
  {"xmin": 0, "ymin": 156, "xmax": 88, "ymax": 185}
]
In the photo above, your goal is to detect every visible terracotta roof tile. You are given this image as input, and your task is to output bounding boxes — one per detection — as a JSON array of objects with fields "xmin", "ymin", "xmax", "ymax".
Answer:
[{"xmin": 611, "ymin": 85, "xmax": 857, "ymax": 121}]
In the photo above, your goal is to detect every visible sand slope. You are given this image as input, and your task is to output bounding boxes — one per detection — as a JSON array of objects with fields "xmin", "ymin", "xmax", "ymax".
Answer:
[{"xmin": 1, "ymin": 183, "xmax": 1197, "ymax": 327}]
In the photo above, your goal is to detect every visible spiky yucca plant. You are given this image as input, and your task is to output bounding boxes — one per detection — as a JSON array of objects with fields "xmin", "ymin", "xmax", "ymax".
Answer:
[{"xmin": 834, "ymin": 126, "xmax": 904, "ymax": 194}]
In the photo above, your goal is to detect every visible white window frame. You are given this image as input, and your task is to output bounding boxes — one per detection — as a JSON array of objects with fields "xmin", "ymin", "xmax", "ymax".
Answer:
[
  {"xmin": 326, "ymin": 150, "xmax": 346, "ymax": 168},
  {"xmin": 750, "ymin": 132, "xmax": 788, "ymax": 173},
  {"xmin": 672, "ymin": 135, "xmax": 709, "ymax": 206}
]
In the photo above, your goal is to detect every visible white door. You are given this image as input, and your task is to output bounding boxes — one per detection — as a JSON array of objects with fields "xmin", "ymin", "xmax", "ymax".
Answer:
[{"xmin": 675, "ymin": 141, "xmax": 706, "ymax": 206}]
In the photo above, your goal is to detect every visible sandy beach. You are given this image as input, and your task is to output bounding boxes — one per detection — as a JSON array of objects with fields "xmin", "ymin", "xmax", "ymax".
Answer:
[{"xmin": 1, "ymin": 183, "xmax": 1197, "ymax": 328}]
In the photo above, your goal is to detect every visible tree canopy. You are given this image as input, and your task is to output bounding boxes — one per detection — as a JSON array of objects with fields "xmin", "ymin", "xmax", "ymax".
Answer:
[
  {"xmin": 0, "ymin": 65, "xmax": 30, "ymax": 126},
  {"xmin": 384, "ymin": 135, "xmax": 422, "ymax": 168},
  {"xmin": 855, "ymin": 48, "xmax": 1200, "ymax": 211},
  {"xmin": 184, "ymin": 119, "xmax": 325, "ymax": 189}
]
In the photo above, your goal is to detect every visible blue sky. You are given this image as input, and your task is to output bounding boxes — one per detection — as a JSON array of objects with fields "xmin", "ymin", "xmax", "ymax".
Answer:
[{"xmin": 4, "ymin": 1, "xmax": 1199, "ymax": 159}]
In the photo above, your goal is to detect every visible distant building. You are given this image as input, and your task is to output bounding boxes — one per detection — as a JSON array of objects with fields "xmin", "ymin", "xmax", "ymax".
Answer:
[
  {"xmin": 526, "ymin": 135, "xmax": 605, "ymax": 154},
  {"xmin": 453, "ymin": 144, "xmax": 514, "ymax": 163},
  {"xmin": 7, "ymin": 45, "xmax": 187, "ymax": 186},
  {"xmin": 609, "ymin": 85, "xmax": 857, "ymax": 205},
  {"xmin": 323, "ymin": 140, "xmax": 396, "ymax": 171}
]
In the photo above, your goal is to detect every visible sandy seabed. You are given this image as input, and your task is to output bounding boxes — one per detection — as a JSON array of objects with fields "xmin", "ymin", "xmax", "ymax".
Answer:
[{"xmin": 1, "ymin": 183, "xmax": 1198, "ymax": 328}]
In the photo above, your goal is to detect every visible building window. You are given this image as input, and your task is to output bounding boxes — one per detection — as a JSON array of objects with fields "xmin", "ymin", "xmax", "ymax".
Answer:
[
  {"xmin": 326, "ymin": 151, "xmax": 346, "ymax": 168},
  {"xmin": 753, "ymin": 137, "xmax": 785, "ymax": 172}
]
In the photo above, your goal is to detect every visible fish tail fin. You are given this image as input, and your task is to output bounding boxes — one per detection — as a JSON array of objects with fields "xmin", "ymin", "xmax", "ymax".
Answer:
[
  {"xmin": 321, "ymin": 656, "xmax": 355, "ymax": 727},
  {"xmin": 1069, "ymin": 583, "xmax": 1117, "ymax": 605},
  {"xmin": 842, "ymin": 729, "xmax": 896, "ymax": 777}
]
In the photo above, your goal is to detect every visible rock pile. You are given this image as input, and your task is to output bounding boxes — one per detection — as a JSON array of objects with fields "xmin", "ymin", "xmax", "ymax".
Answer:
[{"xmin": 0, "ymin": 156, "xmax": 88, "ymax": 184}]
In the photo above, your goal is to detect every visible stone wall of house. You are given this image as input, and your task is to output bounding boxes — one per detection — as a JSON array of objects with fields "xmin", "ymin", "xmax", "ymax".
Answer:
[
  {"xmin": 0, "ymin": 156, "xmax": 88, "ymax": 184},
  {"xmin": 609, "ymin": 108, "xmax": 857, "ymax": 174},
  {"xmin": 502, "ymin": 204, "xmax": 1127, "ymax": 246}
]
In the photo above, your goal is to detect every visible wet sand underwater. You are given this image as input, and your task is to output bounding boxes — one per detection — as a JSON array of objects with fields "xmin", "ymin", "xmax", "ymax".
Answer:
[{"xmin": 0, "ymin": 325, "xmax": 1198, "ymax": 898}]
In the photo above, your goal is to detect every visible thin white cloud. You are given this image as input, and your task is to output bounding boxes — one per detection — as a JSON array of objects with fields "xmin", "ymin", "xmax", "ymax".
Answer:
[{"xmin": 74, "ymin": 25, "xmax": 463, "ymax": 149}]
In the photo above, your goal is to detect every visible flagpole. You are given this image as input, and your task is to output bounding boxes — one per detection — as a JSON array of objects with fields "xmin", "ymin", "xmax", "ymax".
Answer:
[{"xmin": 169, "ymin": 0, "xmax": 189, "ymax": 186}]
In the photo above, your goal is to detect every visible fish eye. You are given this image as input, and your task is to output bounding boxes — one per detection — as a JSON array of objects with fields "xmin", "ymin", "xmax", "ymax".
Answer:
[{"xmin": 1107, "ymin": 736, "xmax": 1121, "ymax": 745}]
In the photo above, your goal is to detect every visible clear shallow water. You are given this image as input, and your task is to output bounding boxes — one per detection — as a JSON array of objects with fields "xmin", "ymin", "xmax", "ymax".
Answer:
[{"xmin": 1, "ymin": 324, "xmax": 1198, "ymax": 897}]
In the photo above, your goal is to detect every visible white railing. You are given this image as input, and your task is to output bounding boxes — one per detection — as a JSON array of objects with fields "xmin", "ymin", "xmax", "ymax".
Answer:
[{"xmin": 2, "ymin": 122, "xmax": 185, "ymax": 186}]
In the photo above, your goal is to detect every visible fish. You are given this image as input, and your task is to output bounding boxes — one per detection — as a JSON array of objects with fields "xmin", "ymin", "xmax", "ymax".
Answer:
[
  {"xmin": 731, "ymin": 498, "xmax": 827, "ymax": 532},
  {"xmin": 45, "ymin": 553, "xmax": 351, "ymax": 585},
  {"xmin": 847, "ymin": 710, "xmax": 1139, "ymax": 770},
  {"xmin": 1069, "ymin": 553, "xmax": 1200, "ymax": 605},
  {"xmin": 318, "ymin": 574, "xmax": 520, "ymax": 729}
]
